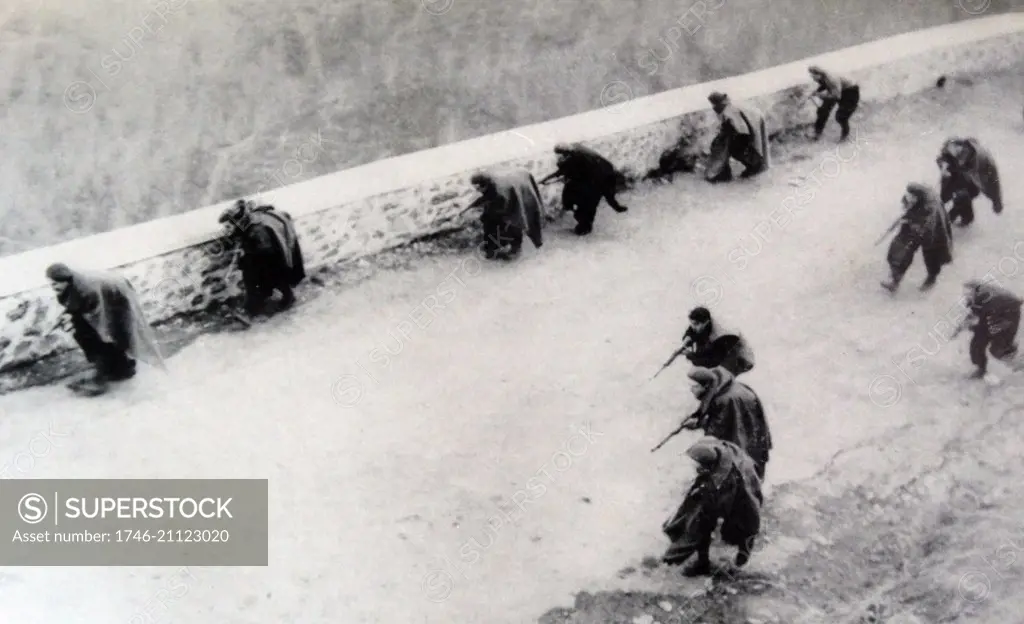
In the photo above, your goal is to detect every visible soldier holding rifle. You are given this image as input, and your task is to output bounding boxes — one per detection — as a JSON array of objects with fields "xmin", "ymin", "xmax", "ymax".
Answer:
[
  {"xmin": 467, "ymin": 170, "xmax": 544, "ymax": 260},
  {"xmin": 661, "ymin": 436, "xmax": 764, "ymax": 576},
  {"xmin": 652, "ymin": 306, "xmax": 754, "ymax": 380},
  {"xmin": 218, "ymin": 198, "xmax": 305, "ymax": 316},
  {"xmin": 803, "ymin": 66, "xmax": 860, "ymax": 142},
  {"xmin": 937, "ymin": 137, "xmax": 1004, "ymax": 227},
  {"xmin": 539, "ymin": 143, "xmax": 628, "ymax": 236},
  {"xmin": 653, "ymin": 366, "xmax": 772, "ymax": 481},
  {"xmin": 950, "ymin": 279, "xmax": 1023, "ymax": 384},
  {"xmin": 879, "ymin": 183, "xmax": 953, "ymax": 293}
]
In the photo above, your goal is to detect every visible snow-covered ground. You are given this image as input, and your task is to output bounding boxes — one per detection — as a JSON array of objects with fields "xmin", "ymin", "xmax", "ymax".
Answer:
[{"xmin": 1, "ymin": 68, "xmax": 1023, "ymax": 624}]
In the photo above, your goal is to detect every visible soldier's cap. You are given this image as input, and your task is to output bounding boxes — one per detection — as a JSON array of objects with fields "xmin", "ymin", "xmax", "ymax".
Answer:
[
  {"xmin": 45, "ymin": 262, "xmax": 74, "ymax": 283},
  {"xmin": 218, "ymin": 199, "xmax": 248, "ymax": 224},
  {"xmin": 686, "ymin": 437, "xmax": 722, "ymax": 467},
  {"xmin": 687, "ymin": 366, "xmax": 719, "ymax": 386},
  {"xmin": 963, "ymin": 279, "xmax": 985, "ymax": 290},
  {"xmin": 554, "ymin": 143, "xmax": 573, "ymax": 154},
  {"xmin": 688, "ymin": 306, "xmax": 711, "ymax": 323},
  {"xmin": 707, "ymin": 92, "xmax": 728, "ymax": 106},
  {"xmin": 470, "ymin": 172, "xmax": 494, "ymax": 186}
]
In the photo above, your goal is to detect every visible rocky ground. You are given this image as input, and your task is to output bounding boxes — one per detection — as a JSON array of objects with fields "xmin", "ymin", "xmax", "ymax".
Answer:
[
  {"xmin": 0, "ymin": 66, "xmax": 1022, "ymax": 624},
  {"xmin": 538, "ymin": 397, "xmax": 1024, "ymax": 624}
]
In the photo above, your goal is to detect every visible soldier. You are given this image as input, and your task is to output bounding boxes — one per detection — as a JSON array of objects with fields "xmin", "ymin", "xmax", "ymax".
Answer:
[
  {"xmin": 937, "ymin": 137, "xmax": 1004, "ymax": 227},
  {"xmin": 468, "ymin": 170, "xmax": 544, "ymax": 260},
  {"xmin": 681, "ymin": 366, "xmax": 773, "ymax": 480},
  {"xmin": 219, "ymin": 199, "xmax": 305, "ymax": 315},
  {"xmin": 953, "ymin": 279, "xmax": 1023, "ymax": 383},
  {"xmin": 704, "ymin": 92, "xmax": 769, "ymax": 183},
  {"xmin": 662, "ymin": 436, "xmax": 764, "ymax": 576},
  {"xmin": 880, "ymin": 183, "xmax": 953, "ymax": 293},
  {"xmin": 540, "ymin": 143, "xmax": 628, "ymax": 236},
  {"xmin": 806, "ymin": 66, "xmax": 860, "ymax": 141},
  {"xmin": 46, "ymin": 263, "xmax": 165, "ymax": 397},
  {"xmin": 655, "ymin": 307, "xmax": 755, "ymax": 378}
]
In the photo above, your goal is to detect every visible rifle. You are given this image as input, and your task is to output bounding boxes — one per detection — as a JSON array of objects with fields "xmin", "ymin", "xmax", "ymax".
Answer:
[
  {"xmin": 950, "ymin": 313, "xmax": 977, "ymax": 340},
  {"xmin": 795, "ymin": 89, "xmax": 823, "ymax": 109},
  {"xmin": 222, "ymin": 244, "xmax": 253, "ymax": 328},
  {"xmin": 873, "ymin": 215, "xmax": 905, "ymax": 246},
  {"xmin": 46, "ymin": 312, "xmax": 70, "ymax": 336},
  {"xmin": 432, "ymin": 196, "xmax": 485, "ymax": 228},
  {"xmin": 650, "ymin": 414, "xmax": 701, "ymax": 453},
  {"xmin": 539, "ymin": 171, "xmax": 564, "ymax": 185},
  {"xmin": 651, "ymin": 338, "xmax": 693, "ymax": 380}
]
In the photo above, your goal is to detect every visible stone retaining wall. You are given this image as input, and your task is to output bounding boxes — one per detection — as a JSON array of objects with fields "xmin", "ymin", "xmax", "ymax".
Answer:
[{"xmin": 0, "ymin": 14, "xmax": 1022, "ymax": 371}]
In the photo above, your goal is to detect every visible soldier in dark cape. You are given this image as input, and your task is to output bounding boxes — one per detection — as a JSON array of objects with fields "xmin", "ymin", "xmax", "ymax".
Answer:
[
  {"xmin": 704, "ymin": 92, "xmax": 769, "ymax": 183},
  {"xmin": 539, "ymin": 143, "xmax": 627, "ymax": 236},
  {"xmin": 662, "ymin": 436, "xmax": 764, "ymax": 576},
  {"xmin": 219, "ymin": 199, "xmax": 305, "ymax": 315},
  {"xmin": 682, "ymin": 366, "xmax": 772, "ymax": 480},
  {"xmin": 957, "ymin": 279, "xmax": 1023, "ymax": 381},
  {"xmin": 807, "ymin": 66, "xmax": 860, "ymax": 141},
  {"xmin": 681, "ymin": 306, "xmax": 755, "ymax": 375},
  {"xmin": 937, "ymin": 137, "xmax": 1004, "ymax": 227},
  {"xmin": 882, "ymin": 183, "xmax": 953, "ymax": 294},
  {"xmin": 657, "ymin": 306, "xmax": 755, "ymax": 377},
  {"xmin": 46, "ymin": 263, "xmax": 166, "ymax": 397},
  {"xmin": 469, "ymin": 170, "xmax": 544, "ymax": 260}
]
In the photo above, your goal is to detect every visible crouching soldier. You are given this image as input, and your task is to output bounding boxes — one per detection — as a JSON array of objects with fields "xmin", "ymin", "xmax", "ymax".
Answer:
[
  {"xmin": 540, "ymin": 143, "xmax": 628, "ymax": 236},
  {"xmin": 46, "ymin": 263, "xmax": 165, "ymax": 397},
  {"xmin": 682, "ymin": 366, "xmax": 772, "ymax": 480},
  {"xmin": 469, "ymin": 170, "xmax": 544, "ymax": 260},
  {"xmin": 806, "ymin": 66, "xmax": 860, "ymax": 141},
  {"xmin": 881, "ymin": 183, "xmax": 953, "ymax": 293},
  {"xmin": 953, "ymin": 279, "xmax": 1023, "ymax": 383},
  {"xmin": 937, "ymin": 137, "xmax": 1004, "ymax": 227},
  {"xmin": 704, "ymin": 92, "xmax": 769, "ymax": 183},
  {"xmin": 219, "ymin": 199, "xmax": 305, "ymax": 315},
  {"xmin": 655, "ymin": 306, "xmax": 755, "ymax": 378},
  {"xmin": 662, "ymin": 436, "xmax": 764, "ymax": 576}
]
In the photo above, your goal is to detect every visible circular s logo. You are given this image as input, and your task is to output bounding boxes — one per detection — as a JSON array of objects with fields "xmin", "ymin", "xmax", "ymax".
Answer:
[
  {"xmin": 422, "ymin": 569, "xmax": 454, "ymax": 602},
  {"xmin": 331, "ymin": 374, "xmax": 365, "ymax": 408},
  {"xmin": 600, "ymin": 81, "xmax": 634, "ymax": 110},
  {"xmin": 690, "ymin": 275, "xmax": 724, "ymax": 305},
  {"xmin": 18, "ymin": 493, "xmax": 48, "ymax": 524},
  {"xmin": 958, "ymin": 0, "xmax": 991, "ymax": 15},
  {"xmin": 421, "ymin": 0, "xmax": 454, "ymax": 15},
  {"xmin": 867, "ymin": 374, "xmax": 902, "ymax": 408},
  {"xmin": 958, "ymin": 570, "xmax": 991, "ymax": 603},
  {"xmin": 64, "ymin": 81, "xmax": 97, "ymax": 114}
]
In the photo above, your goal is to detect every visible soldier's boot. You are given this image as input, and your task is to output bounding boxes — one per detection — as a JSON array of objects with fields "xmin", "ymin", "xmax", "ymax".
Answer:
[
  {"xmin": 735, "ymin": 543, "xmax": 752, "ymax": 567},
  {"xmin": 574, "ymin": 222, "xmax": 593, "ymax": 236},
  {"xmin": 245, "ymin": 293, "xmax": 264, "ymax": 316},
  {"xmin": 279, "ymin": 286, "xmax": 296, "ymax": 309},
  {"xmin": 106, "ymin": 359, "xmax": 136, "ymax": 382},
  {"xmin": 881, "ymin": 274, "xmax": 901, "ymax": 293},
  {"xmin": 73, "ymin": 370, "xmax": 110, "ymax": 397},
  {"xmin": 683, "ymin": 545, "xmax": 712, "ymax": 577}
]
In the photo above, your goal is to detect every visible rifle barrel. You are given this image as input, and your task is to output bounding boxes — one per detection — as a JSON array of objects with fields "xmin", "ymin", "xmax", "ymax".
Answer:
[
  {"xmin": 47, "ymin": 314, "xmax": 68, "ymax": 335},
  {"xmin": 650, "ymin": 424, "xmax": 687, "ymax": 452}
]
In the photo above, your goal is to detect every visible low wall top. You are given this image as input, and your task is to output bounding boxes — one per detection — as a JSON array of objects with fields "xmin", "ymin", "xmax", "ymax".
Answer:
[{"xmin": 0, "ymin": 13, "xmax": 1020, "ymax": 298}]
